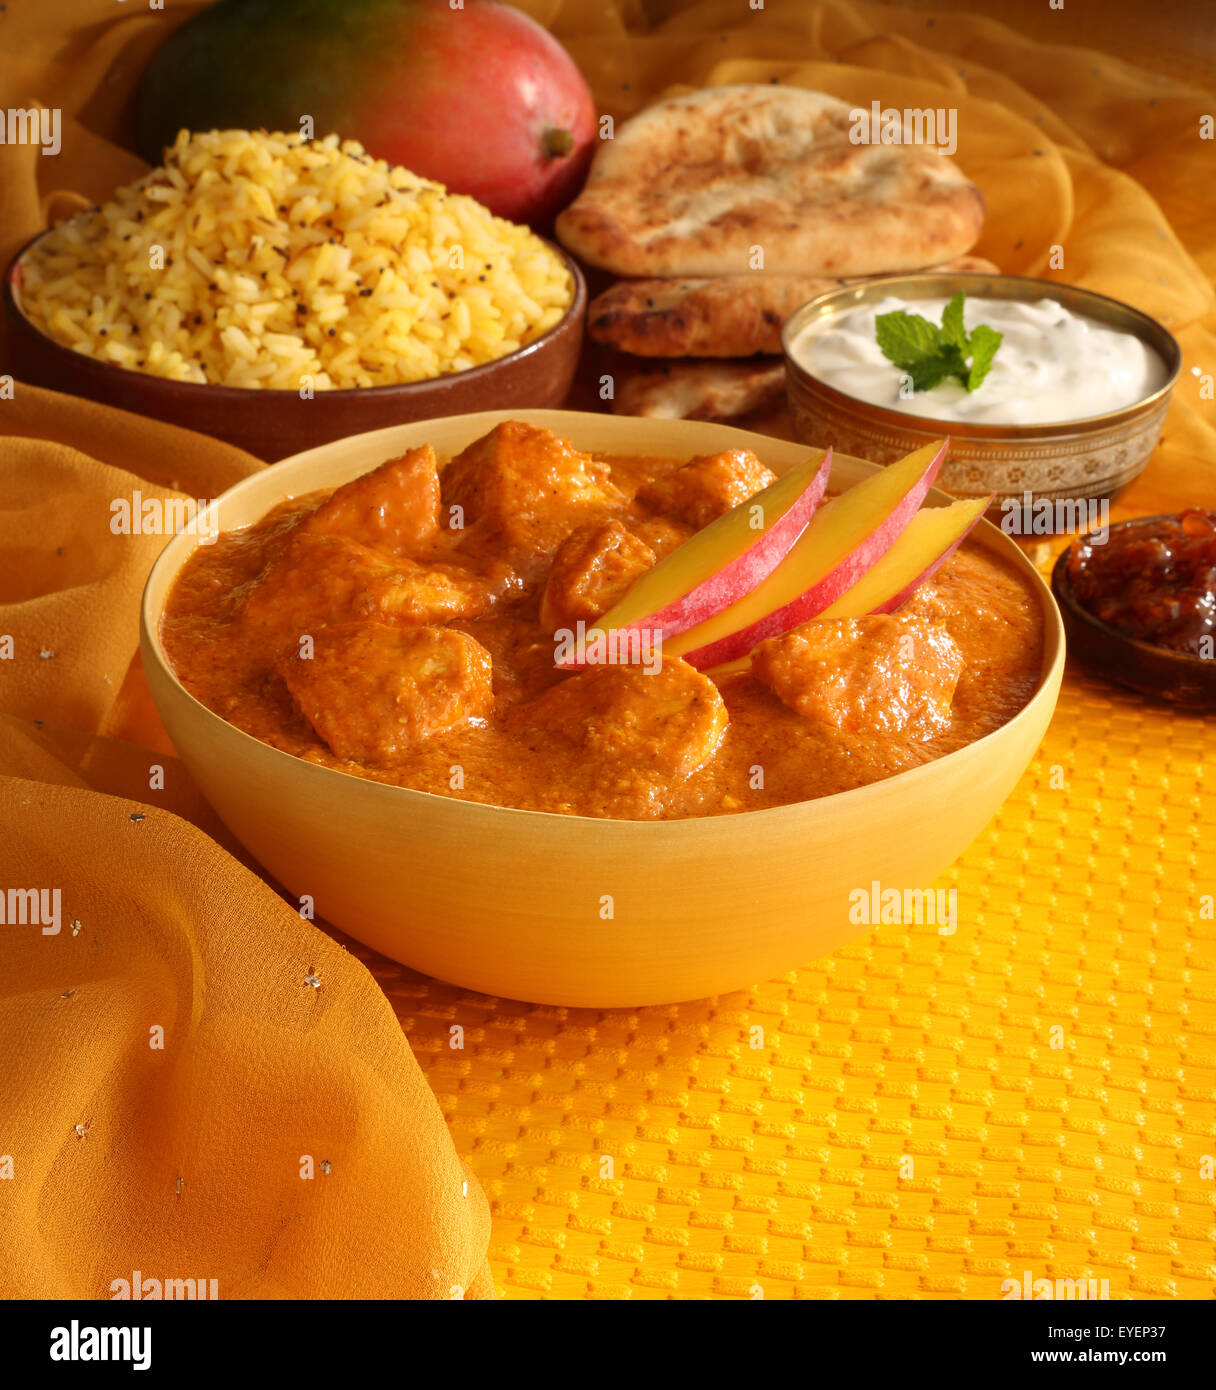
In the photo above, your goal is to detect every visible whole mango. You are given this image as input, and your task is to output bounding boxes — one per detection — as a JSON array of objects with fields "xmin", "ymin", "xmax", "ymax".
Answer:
[{"xmin": 134, "ymin": 0, "xmax": 597, "ymax": 227}]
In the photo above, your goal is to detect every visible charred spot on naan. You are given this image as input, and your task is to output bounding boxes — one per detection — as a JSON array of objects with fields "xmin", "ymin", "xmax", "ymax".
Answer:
[
  {"xmin": 556, "ymin": 85, "xmax": 985, "ymax": 279},
  {"xmin": 587, "ymin": 257, "xmax": 1002, "ymax": 358},
  {"xmin": 589, "ymin": 275, "xmax": 823, "ymax": 358},
  {"xmin": 612, "ymin": 357, "xmax": 786, "ymax": 422}
]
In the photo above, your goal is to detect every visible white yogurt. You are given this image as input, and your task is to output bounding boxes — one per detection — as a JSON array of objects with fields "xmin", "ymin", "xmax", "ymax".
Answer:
[{"xmin": 790, "ymin": 294, "xmax": 1167, "ymax": 425}]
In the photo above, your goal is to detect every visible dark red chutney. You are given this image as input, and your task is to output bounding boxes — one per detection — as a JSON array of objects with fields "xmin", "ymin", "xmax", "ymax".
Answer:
[{"xmin": 1066, "ymin": 510, "xmax": 1216, "ymax": 656}]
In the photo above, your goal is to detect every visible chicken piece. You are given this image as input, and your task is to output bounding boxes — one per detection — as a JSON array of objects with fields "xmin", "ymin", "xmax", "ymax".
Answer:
[
  {"xmin": 539, "ymin": 520, "xmax": 657, "ymax": 633},
  {"xmin": 631, "ymin": 515, "xmax": 693, "ymax": 558},
  {"xmin": 278, "ymin": 622, "xmax": 494, "ymax": 763},
  {"xmin": 515, "ymin": 657, "xmax": 727, "ymax": 780},
  {"xmin": 440, "ymin": 421, "xmax": 623, "ymax": 575},
  {"xmin": 241, "ymin": 531, "xmax": 508, "ymax": 642},
  {"xmin": 636, "ymin": 448, "xmax": 775, "ymax": 530},
  {"xmin": 302, "ymin": 445, "xmax": 440, "ymax": 553},
  {"xmin": 751, "ymin": 616, "xmax": 963, "ymax": 740}
]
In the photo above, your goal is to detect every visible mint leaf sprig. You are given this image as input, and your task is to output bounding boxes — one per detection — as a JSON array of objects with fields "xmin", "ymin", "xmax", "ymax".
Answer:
[{"xmin": 875, "ymin": 291, "xmax": 1002, "ymax": 393}]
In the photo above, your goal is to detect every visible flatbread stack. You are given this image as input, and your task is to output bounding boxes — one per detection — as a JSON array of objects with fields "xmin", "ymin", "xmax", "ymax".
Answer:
[{"xmin": 555, "ymin": 85, "xmax": 993, "ymax": 422}]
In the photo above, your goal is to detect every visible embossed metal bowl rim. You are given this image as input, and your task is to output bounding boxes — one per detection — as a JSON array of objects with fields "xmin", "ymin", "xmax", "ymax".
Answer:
[
  {"xmin": 1051, "ymin": 515, "xmax": 1216, "ymax": 674},
  {"xmin": 782, "ymin": 273, "xmax": 1182, "ymax": 439}
]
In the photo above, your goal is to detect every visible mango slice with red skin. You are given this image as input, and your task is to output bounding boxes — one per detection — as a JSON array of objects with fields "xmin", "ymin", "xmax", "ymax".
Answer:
[
  {"xmin": 709, "ymin": 494, "xmax": 991, "ymax": 676},
  {"xmin": 556, "ymin": 447, "xmax": 832, "ymax": 667},
  {"xmin": 670, "ymin": 440, "xmax": 948, "ymax": 669}
]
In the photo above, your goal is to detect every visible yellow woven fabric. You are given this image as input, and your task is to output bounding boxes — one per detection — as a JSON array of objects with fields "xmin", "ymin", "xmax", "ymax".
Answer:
[
  {"xmin": 1, "ymin": 0, "xmax": 1212, "ymax": 1300},
  {"xmin": 383, "ymin": 0, "xmax": 1211, "ymax": 1299}
]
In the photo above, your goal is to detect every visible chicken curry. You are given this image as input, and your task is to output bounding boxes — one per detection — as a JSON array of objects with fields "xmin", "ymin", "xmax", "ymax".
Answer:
[{"xmin": 161, "ymin": 421, "xmax": 1045, "ymax": 819}]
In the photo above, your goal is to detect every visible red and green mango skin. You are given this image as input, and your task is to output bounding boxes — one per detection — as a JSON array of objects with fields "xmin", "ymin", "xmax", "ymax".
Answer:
[{"xmin": 134, "ymin": 0, "xmax": 596, "ymax": 226}]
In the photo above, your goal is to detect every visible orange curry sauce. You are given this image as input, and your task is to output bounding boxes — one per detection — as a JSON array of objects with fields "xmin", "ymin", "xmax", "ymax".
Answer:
[{"xmin": 161, "ymin": 421, "xmax": 1044, "ymax": 819}]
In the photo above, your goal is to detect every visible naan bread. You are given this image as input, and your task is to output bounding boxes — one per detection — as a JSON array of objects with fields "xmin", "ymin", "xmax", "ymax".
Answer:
[
  {"xmin": 612, "ymin": 358, "xmax": 787, "ymax": 422},
  {"xmin": 556, "ymin": 85, "xmax": 985, "ymax": 278},
  {"xmin": 588, "ymin": 256, "xmax": 1001, "ymax": 358}
]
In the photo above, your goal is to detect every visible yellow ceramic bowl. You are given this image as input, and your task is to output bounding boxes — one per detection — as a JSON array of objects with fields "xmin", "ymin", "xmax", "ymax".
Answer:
[{"xmin": 140, "ymin": 410, "xmax": 1065, "ymax": 1007}]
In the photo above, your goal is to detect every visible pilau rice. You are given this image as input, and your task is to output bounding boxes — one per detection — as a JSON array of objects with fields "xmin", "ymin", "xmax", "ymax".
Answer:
[{"xmin": 17, "ymin": 128, "xmax": 573, "ymax": 390}]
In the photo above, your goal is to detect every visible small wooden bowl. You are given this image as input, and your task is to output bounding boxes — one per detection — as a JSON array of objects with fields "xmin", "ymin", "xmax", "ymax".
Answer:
[
  {"xmin": 141, "ymin": 410, "xmax": 1065, "ymax": 1007},
  {"xmin": 3, "ymin": 230, "xmax": 586, "ymax": 462},
  {"xmin": 1052, "ymin": 521, "xmax": 1216, "ymax": 709}
]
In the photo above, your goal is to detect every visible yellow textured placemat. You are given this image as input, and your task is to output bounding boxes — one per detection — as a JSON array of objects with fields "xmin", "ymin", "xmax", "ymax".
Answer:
[
  {"xmin": 3, "ymin": 0, "xmax": 1207, "ymax": 1301},
  {"xmin": 339, "ymin": 650, "xmax": 1214, "ymax": 1299},
  {"xmin": 191, "ymin": 1, "xmax": 1213, "ymax": 1299},
  {"xmin": 347, "ymin": 0, "xmax": 1216, "ymax": 1283}
]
